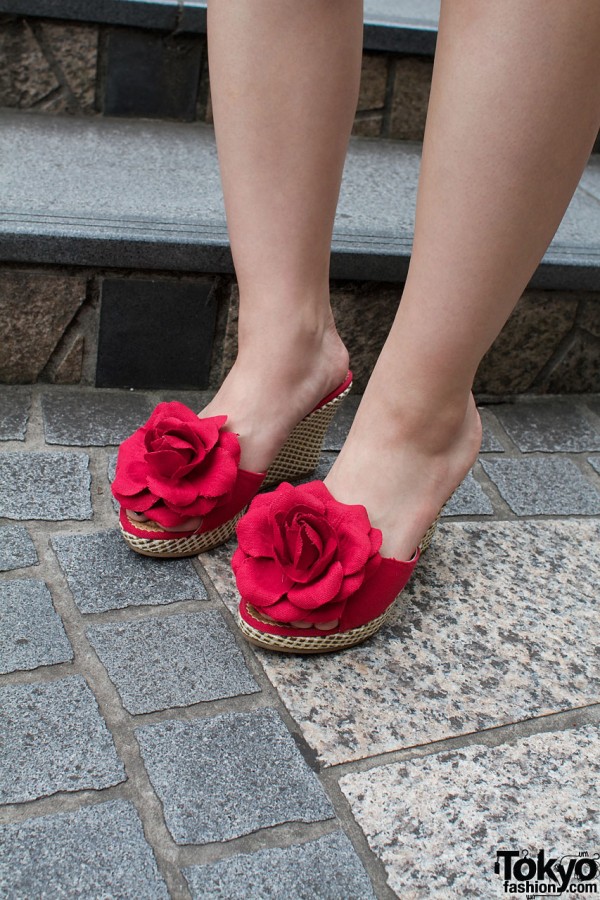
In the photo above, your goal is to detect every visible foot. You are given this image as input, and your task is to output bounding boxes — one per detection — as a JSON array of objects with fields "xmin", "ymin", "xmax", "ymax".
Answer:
[
  {"xmin": 279, "ymin": 389, "xmax": 482, "ymax": 629},
  {"xmin": 126, "ymin": 315, "xmax": 349, "ymax": 532}
]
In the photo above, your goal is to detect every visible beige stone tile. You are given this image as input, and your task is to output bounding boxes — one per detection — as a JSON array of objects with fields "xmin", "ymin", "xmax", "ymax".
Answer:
[
  {"xmin": 0, "ymin": 20, "xmax": 58, "ymax": 108},
  {"xmin": 339, "ymin": 723, "xmax": 600, "ymax": 899},
  {"xmin": 389, "ymin": 56, "xmax": 433, "ymax": 141},
  {"xmin": 357, "ymin": 53, "xmax": 388, "ymax": 111},
  {"xmin": 475, "ymin": 291, "xmax": 578, "ymax": 395},
  {"xmin": 0, "ymin": 271, "xmax": 87, "ymax": 383},
  {"xmin": 201, "ymin": 520, "xmax": 599, "ymax": 766},
  {"xmin": 40, "ymin": 22, "xmax": 98, "ymax": 112}
]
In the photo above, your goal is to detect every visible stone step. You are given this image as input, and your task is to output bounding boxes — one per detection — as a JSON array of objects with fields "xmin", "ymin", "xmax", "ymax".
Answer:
[
  {"xmin": 0, "ymin": 108, "xmax": 598, "ymax": 395},
  {"xmin": 2, "ymin": 0, "xmax": 440, "ymax": 54},
  {"xmin": 2, "ymin": 109, "xmax": 599, "ymax": 289}
]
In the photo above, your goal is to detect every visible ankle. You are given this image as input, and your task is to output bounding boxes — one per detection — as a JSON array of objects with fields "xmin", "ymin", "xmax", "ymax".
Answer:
[{"xmin": 358, "ymin": 386, "xmax": 481, "ymax": 456}]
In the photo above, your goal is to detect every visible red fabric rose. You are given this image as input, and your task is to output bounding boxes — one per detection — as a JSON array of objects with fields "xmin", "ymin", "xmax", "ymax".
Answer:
[
  {"xmin": 232, "ymin": 481, "xmax": 382, "ymax": 624},
  {"xmin": 112, "ymin": 402, "xmax": 241, "ymax": 528}
]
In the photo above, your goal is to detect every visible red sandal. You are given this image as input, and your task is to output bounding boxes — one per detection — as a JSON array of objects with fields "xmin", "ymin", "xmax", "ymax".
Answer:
[
  {"xmin": 233, "ymin": 480, "xmax": 440, "ymax": 653},
  {"xmin": 112, "ymin": 373, "xmax": 353, "ymax": 558}
]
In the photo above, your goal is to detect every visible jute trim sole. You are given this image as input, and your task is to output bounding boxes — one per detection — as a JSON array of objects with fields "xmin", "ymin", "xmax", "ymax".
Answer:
[
  {"xmin": 237, "ymin": 607, "xmax": 392, "ymax": 654},
  {"xmin": 120, "ymin": 508, "xmax": 246, "ymax": 558}
]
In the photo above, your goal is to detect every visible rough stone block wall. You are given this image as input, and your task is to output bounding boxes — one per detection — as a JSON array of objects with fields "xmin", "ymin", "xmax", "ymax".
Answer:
[{"xmin": 2, "ymin": 266, "xmax": 597, "ymax": 395}]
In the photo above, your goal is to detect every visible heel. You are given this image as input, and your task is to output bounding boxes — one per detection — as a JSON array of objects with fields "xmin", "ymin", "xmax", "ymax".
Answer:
[{"xmin": 264, "ymin": 379, "xmax": 352, "ymax": 488}]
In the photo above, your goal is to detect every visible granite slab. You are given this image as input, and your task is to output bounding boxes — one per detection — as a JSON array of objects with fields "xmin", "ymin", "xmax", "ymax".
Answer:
[
  {"xmin": 52, "ymin": 529, "xmax": 206, "ymax": 613},
  {"xmin": 41, "ymin": 390, "xmax": 153, "ymax": 446},
  {"xmin": 0, "ymin": 579, "xmax": 73, "ymax": 674},
  {"xmin": 0, "ymin": 800, "xmax": 169, "ymax": 899},
  {"xmin": 1, "ymin": 676, "xmax": 126, "ymax": 803},
  {"xmin": 339, "ymin": 723, "xmax": 600, "ymax": 898},
  {"xmin": 480, "ymin": 457, "xmax": 600, "ymax": 515},
  {"xmin": 201, "ymin": 519, "xmax": 599, "ymax": 766},
  {"xmin": 86, "ymin": 611, "xmax": 259, "ymax": 714},
  {"xmin": 183, "ymin": 832, "xmax": 376, "ymax": 899},
  {"xmin": 0, "ymin": 524, "xmax": 38, "ymax": 572},
  {"xmin": 0, "ymin": 452, "xmax": 92, "ymax": 521},
  {"xmin": 135, "ymin": 708, "xmax": 334, "ymax": 844},
  {"xmin": 0, "ymin": 387, "xmax": 31, "ymax": 440},
  {"xmin": 441, "ymin": 471, "xmax": 494, "ymax": 516},
  {"xmin": 494, "ymin": 399, "xmax": 600, "ymax": 452}
]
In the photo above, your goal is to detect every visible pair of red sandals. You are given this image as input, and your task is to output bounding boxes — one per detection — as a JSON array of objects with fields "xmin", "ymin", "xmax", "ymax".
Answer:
[{"xmin": 112, "ymin": 372, "xmax": 439, "ymax": 653}]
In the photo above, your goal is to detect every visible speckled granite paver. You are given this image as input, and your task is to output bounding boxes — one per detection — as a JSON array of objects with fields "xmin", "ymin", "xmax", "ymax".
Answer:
[
  {"xmin": 1, "ymin": 676, "xmax": 125, "ymax": 803},
  {"xmin": 0, "ymin": 800, "xmax": 169, "ymax": 899},
  {"xmin": 51, "ymin": 529, "xmax": 206, "ymax": 613},
  {"xmin": 339, "ymin": 723, "xmax": 600, "ymax": 899},
  {"xmin": 441, "ymin": 470, "xmax": 494, "ymax": 516},
  {"xmin": 201, "ymin": 519, "xmax": 599, "ymax": 766},
  {"xmin": 136, "ymin": 709, "xmax": 333, "ymax": 844},
  {"xmin": 480, "ymin": 457, "xmax": 600, "ymax": 515},
  {"xmin": 0, "ymin": 388, "xmax": 31, "ymax": 440},
  {"xmin": 86, "ymin": 611, "xmax": 259, "ymax": 714},
  {"xmin": 0, "ymin": 524, "xmax": 38, "ymax": 572},
  {"xmin": 183, "ymin": 832, "xmax": 376, "ymax": 899},
  {"xmin": 589, "ymin": 454, "xmax": 600, "ymax": 476},
  {"xmin": 0, "ymin": 452, "xmax": 92, "ymax": 520},
  {"xmin": 41, "ymin": 390, "xmax": 153, "ymax": 446},
  {"xmin": 495, "ymin": 399, "xmax": 600, "ymax": 452},
  {"xmin": 0, "ymin": 579, "xmax": 72, "ymax": 674}
]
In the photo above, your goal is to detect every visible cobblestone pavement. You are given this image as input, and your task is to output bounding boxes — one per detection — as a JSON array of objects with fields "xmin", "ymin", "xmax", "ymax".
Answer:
[{"xmin": 1, "ymin": 385, "xmax": 599, "ymax": 899}]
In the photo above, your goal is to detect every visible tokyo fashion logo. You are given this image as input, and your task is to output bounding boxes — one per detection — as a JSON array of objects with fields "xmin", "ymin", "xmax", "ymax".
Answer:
[{"xmin": 495, "ymin": 849, "xmax": 599, "ymax": 896}]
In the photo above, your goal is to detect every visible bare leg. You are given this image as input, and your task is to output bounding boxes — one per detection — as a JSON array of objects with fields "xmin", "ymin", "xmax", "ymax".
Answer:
[
  {"xmin": 127, "ymin": 0, "xmax": 362, "ymax": 529},
  {"xmin": 307, "ymin": 0, "xmax": 600, "ymax": 629}
]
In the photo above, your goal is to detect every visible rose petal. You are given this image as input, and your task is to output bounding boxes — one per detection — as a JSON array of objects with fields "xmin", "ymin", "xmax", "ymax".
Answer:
[
  {"xmin": 287, "ymin": 561, "xmax": 344, "ymax": 609},
  {"xmin": 234, "ymin": 556, "xmax": 293, "ymax": 607},
  {"xmin": 236, "ymin": 502, "xmax": 278, "ymax": 558},
  {"xmin": 186, "ymin": 445, "xmax": 238, "ymax": 498}
]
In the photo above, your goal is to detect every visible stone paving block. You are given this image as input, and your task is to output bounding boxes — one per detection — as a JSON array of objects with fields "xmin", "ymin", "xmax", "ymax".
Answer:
[
  {"xmin": 480, "ymin": 457, "xmax": 600, "ymax": 515},
  {"xmin": 201, "ymin": 520, "xmax": 599, "ymax": 766},
  {"xmin": 0, "ymin": 524, "xmax": 38, "ymax": 572},
  {"xmin": 0, "ymin": 387, "xmax": 31, "ymax": 440},
  {"xmin": 52, "ymin": 529, "xmax": 206, "ymax": 613},
  {"xmin": 494, "ymin": 399, "xmax": 600, "ymax": 452},
  {"xmin": 323, "ymin": 396, "xmax": 360, "ymax": 451},
  {"xmin": 441, "ymin": 471, "xmax": 494, "ymax": 516},
  {"xmin": 478, "ymin": 408, "xmax": 505, "ymax": 452},
  {"xmin": 0, "ymin": 579, "xmax": 72, "ymax": 674},
  {"xmin": 42, "ymin": 390, "xmax": 153, "ymax": 446},
  {"xmin": 0, "ymin": 452, "xmax": 92, "ymax": 520},
  {"xmin": 136, "ymin": 708, "xmax": 334, "ymax": 844},
  {"xmin": 0, "ymin": 676, "xmax": 125, "ymax": 803},
  {"xmin": 588, "ymin": 454, "xmax": 600, "ymax": 476},
  {"xmin": 585, "ymin": 396, "xmax": 600, "ymax": 421},
  {"xmin": 0, "ymin": 800, "xmax": 169, "ymax": 900},
  {"xmin": 339, "ymin": 723, "xmax": 600, "ymax": 899},
  {"xmin": 87, "ymin": 611, "xmax": 259, "ymax": 714},
  {"xmin": 183, "ymin": 832, "xmax": 376, "ymax": 899}
]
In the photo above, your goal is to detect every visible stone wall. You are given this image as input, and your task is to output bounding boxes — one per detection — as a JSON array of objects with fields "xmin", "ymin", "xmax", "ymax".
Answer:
[
  {"xmin": 1, "ymin": 266, "xmax": 598, "ymax": 396},
  {"xmin": 2, "ymin": 15, "xmax": 600, "ymax": 153},
  {"xmin": 0, "ymin": 15, "xmax": 433, "ymax": 139}
]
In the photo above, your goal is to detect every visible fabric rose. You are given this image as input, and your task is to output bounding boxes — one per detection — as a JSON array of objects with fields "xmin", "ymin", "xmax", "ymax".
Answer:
[
  {"xmin": 232, "ymin": 481, "xmax": 382, "ymax": 624},
  {"xmin": 112, "ymin": 402, "xmax": 241, "ymax": 528}
]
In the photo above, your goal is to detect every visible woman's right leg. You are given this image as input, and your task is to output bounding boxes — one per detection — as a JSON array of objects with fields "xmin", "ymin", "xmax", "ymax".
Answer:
[{"xmin": 127, "ymin": 0, "xmax": 363, "ymax": 529}]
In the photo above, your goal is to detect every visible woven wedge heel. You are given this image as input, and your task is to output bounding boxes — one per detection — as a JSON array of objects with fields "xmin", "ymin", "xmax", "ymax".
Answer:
[
  {"xmin": 264, "ymin": 377, "xmax": 353, "ymax": 488},
  {"xmin": 113, "ymin": 373, "xmax": 353, "ymax": 559},
  {"xmin": 233, "ymin": 481, "xmax": 451, "ymax": 654}
]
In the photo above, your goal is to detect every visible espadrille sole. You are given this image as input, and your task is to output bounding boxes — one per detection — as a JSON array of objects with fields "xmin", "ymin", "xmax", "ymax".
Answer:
[
  {"xmin": 237, "ymin": 506, "xmax": 443, "ymax": 654},
  {"xmin": 119, "ymin": 379, "xmax": 352, "ymax": 558},
  {"xmin": 262, "ymin": 380, "xmax": 353, "ymax": 488},
  {"xmin": 120, "ymin": 507, "xmax": 247, "ymax": 558}
]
